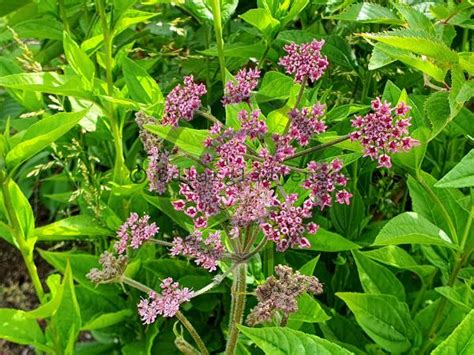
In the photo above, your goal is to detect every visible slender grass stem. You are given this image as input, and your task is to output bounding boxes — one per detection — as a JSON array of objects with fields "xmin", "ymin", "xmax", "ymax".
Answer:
[{"xmin": 210, "ymin": 0, "xmax": 226, "ymax": 85}]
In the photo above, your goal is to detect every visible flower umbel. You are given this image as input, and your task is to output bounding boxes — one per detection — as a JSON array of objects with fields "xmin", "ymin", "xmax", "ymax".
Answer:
[
  {"xmin": 116, "ymin": 213, "xmax": 159, "ymax": 254},
  {"xmin": 162, "ymin": 75, "xmax": 207, "ymax": 127},
  {"xmin": 247, "ymin": 265, "xmax": 323, "ymax": 326},
  {"xmin": 86, "ymin": 251, "xmax": 128, "ymax": 284},
  {"xmin": 279, "ymin": 40, "xmax": 329, "ymax": 83},
  {"xmin": 147, "ymin": 147, "xmax": 179, "ymax": 194},
  {"xmin": 288, "ymin": 104, "xmax": 327, "ymax": 146},
  {"xmin": 170, "ymin": 231, "xmax": 225, "ymax": 271},
  {"xmin": 350, "ymin": 98, "xmax": 418, "ymax": 168},
  {"xmin": 137, "ymin": 278, "xmax": 193, "ymax": 323},
  {"xmin": 222, "ymin": 68, "xmax": 260, "ymax": 105}
]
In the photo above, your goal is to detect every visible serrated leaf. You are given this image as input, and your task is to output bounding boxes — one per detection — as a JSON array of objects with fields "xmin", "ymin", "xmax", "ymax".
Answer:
[
  {"xmin": 336, "ymin": 292, "xmax": 419, "ymax": 353},
  {"xmin": 436, "ymin": 149, "xmax": 474, "ymax": 188},
  {"xmin": 238, "ymin": 326, "xmax": 352, "ymax": 354},
  {"xmin": 425, "ymin": 92, "xmax": 451, "ymax": 139},
  {"xmin": 352, "ymin": 250, "xmax": 406, "ymax": 301},
  {"xmin": 327, "ymin": 3, "xmax": 402, "ymax": 25}
]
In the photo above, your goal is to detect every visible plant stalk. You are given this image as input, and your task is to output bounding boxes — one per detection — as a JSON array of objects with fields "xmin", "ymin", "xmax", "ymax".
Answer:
[
  {"xmin": 225, "ymin": 262, "xmax": 247, "ymax": 355},
  {"xmin": 210, "ymin": 0, "xmax": 226, "ymax": 85},
  {"xmin": 285, "ymin": 135, "xmax": 351, "ymax": 161}
]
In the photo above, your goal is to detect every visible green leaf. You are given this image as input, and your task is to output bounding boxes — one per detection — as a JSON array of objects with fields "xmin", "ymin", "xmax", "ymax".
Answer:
[
  {"xmin": 327, "ymin": 3, "xmax": 403, "ymax": 25},
  {"xmin": 352, "ymin": 250, "xmax": 406, "ymax": 301},
  {"xmin": 0, "ymin": 72, "xmax": 90, "ymax": 98},
  {"xmin": 81, "ymin": 309, "xmax": 132, "ymax": 331},
  {"xmin": 435, "ymin": 285, "xmax": 473, "ymax": 313},
  {"xmin": 0, "ymin": 221, "xmax": 14, "ymax": 246},
  {"xmin": 394, "ymin": 4, "xmax": 434, "ymax": 34},
  {"xmin": 1, "ymin": 179, "xmax": 34, "ymax": 240},
  {"xmin": 362, "ymin": 246, "xmax": 436, "ymax": 281},
  {"xmin": 288, "ymin": 293, "xmax": 331, "ymax": 324},
  {"xmin": 143, "ymin": 195, "xmax": 194, "ymax": 232},
  {"xmin": 122, "ymin": 57, "xmax": 163, "ymax": 106},
  {"xmin": 392, "ymin": 127, "xmax": 430, "ymax": 172},
  {"xmin": 0, "ymin": 0, "xmax": 31, "ymax": 16},
  {"xmin": 144, "ymin": 124, "xmax": 208, "ymax": 156},
  {"xmin": 299, "ymin": 255, "xmax": 320, "ymax": 276},
  {"xmin": 200, "ymin": 42, "xmax": 267, "ymax": 58},
  {"xmin": 306, "ymin": 228, "xmax": 361, "ymax": 252},
  {"xmin": 6, "ymin": 110, "xmax": 89, "ymax": 170},
  {"xmin": 425, "ymin": 92, "xmax": 451, "ymax": 139},
  {"xmin": 432, "ymin": 309, "xmax": 474, "ymax": 355},
  {"xmin": 373, "ymin": 212, "xmax": 455, "ymax": 248},
  {"xmin": 436, "ymin": 149, "xmax": 474, "ymax": 188},
  {"xmin": 240, "ymin": 9, "xmax": 280, "ymax": 37},
  {"xmin": 281, "ymin": 0, "xmax": 309, "ymax": 26},
  {"xmin": 362, "ymin": 29, "xmax": 458, "ymax": 64},
  {"xmin": 336, "ymin": 292, "xmax": 419, "ymax": 353},
  {"xmin": 63, "ymin": 32, "xmax": 95, "ymax": 84},
  {"xmin": 34, "ymin": 215, "xmax": 111, "ymax": 241},
  {"xmin": 257, "ymin": 71, "xmax": 295, "ymax": 102},
  {"xmin": 0, "ymin": 308, "xmax": 49, "ymax": 351},
  {"xmin": 49, "ymin": 262, "xmax": 81, "ymax": 354},
  {"xmin": 238, "ymin": 326, "xmax": 352, "ymax": 354}
]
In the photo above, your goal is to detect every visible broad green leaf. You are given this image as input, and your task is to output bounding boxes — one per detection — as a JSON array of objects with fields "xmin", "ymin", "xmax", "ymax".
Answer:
[
  {"xmin": 0, "ymin": 0, "xmax": 31, "ymax": 16},
  {"xmin": 337, "ymin": 292, "xmax": 419, "ymax": 353},
  {"xmin": 306, "ymin": 228, "xmax": 361, "ymax": 252},
  {"xmin": 281, "ymin": 0, "xmax": 309, "ymax": 26},
  {"xmin": 352, "ymin": 250, "xmax": 406, "ymax": 301},
  {"xmin": 436, "ymin": 149, "xmax": 474, "ymax": 188},
  {"xmin": 200, "ymin": 42, "xmax": 267, "ymax": 58},
  {"xmin": 6, "ymin": 110, "xmax": 89, "ymax": 169},
  {"xmin": 240, "ymin": 9, "xmax": 280, "ymax": 37},
  {"xmin": 49, "ymin": 262, "xmax": 81, "ymax": 354},
  {"xmin": 12, "ymin": 17, "xmax": 63, "ymax": 41},
  {"xmin": 238, "ymin": 326, "xmax": 352, "ymax": 354},
  {"xmin": 288, "ymin": 293, "xmax": 331, "ymax": 324},
  {"xmin": 257, "ymin": 71, "xmax": 294, "ymax": 102},
  {"xmin": 0, "ymin": 72, "xmax": 90, "ymax": 98},
  {"xmin": 435, "ymin": 285, "xmax": 473, "ymax": 313},
  {"xmin": 327, "ymin": 3, "xmax": 403, "ymax": 25},
  {"xmin": 362, "ymin": 29, "xmax": 458, "ymax": 64},
  {"xmin": 81, "ymin": 309, "xmax": 132, "ymax": 331},
  {"xmin": 299, "ymin": 255, "xmax": 320, "ymax": 276},
  {"xmin": 144, "ymin": 124, "xmax": 208, "ymax": 156},
  {"xmin": 2, "ymin": 179, "xmax": 34, "ymax": 240},
  {"xmin": 432, "ymin": 309, "xmax": 474, "ymax": 355},
  {"xmin": 143, "ymin": 195, "xmax": 194, "ymax": 232},
  {"xmin": 392, "ymin": 127, "xmax": 430, "ymax": 171},
  {"xmin": 0, "ymin": 221, "xmax": 14, "ymax": 246},
  {"xmin": 34, "ymin": 215, "xmax": 111, "ymax": 241},
  {"xmin": 122, "ymin": 57, "xmax": 163, "ymax": 106},
  {"xmin": 63, "ymin": 32, "xmax": 95, "ymax": 84},
  {"xmin": 373, "ymin": 212, "xmax": 455, "ymax": 248},
  {"xmin": 362, "ymin": 246, "xmax": 435, "ymax": 281},
  {"xmin": 0, "ymin": 309, "xmax": 49, "ymax": 351},
  {"xmin": 425, "ymin": 92, "xmax": 451, "ymax": 139},
  {"xmin": 394, "ymin": 4, "xmax": 434, "ymax": 33},
  {"xmin": 179, "ymin": 0, "xmax": 238, "ymax": 24}
]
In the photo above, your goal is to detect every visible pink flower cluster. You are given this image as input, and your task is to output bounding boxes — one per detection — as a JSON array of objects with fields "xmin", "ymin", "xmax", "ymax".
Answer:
[
  {"xmin": 228, "ymin": 182, "xmax": 277, "ymax": 238},
  {"xmin": 222, "ymin": 68, "xmax": 260, "ymax": 105},
  {"xmin": 288, "ymin": 103, "xmax": 327, "ymax": 146},
  {"xmin": 147, "ymin": 147, "xmax": 178, "ymax": 194},
  {"xmin": 138, "ymin": 278, "xmax": 193, "ymax": 323},
  {"xmin": 350, "ymin": 98, "xmax": 418, "ymax": 168},
  {"xmin": 215, "ymin": 133, "xmax": 247, "ymax": 179},
  {"xmin": 170, "ymin": 231, "xmax": 225, "ymax": 271},
  {"xmin": 238, "ymin": 110, "xmax": 268, "ymax": 139},
  {"xmin": 173, "ymin": 167, "xmax": 224, "ymax": 229},
  {"xmin": 116, "ymin": 213, "xmax": 159, "ymax": 254},
  {"xmin": 161, "ymin": 75, "xmax": 207, "ymax": 127},
  {"xmin": 303, "ymin": 159, "xmax": 351, "ymax": 210},
  {"xmin": 261, "ymin": 194, "xmax": 318, "ymax": 251},
  {"xmin": 279, "ymin": 40, "xmax": 329, "ymax": 83}
]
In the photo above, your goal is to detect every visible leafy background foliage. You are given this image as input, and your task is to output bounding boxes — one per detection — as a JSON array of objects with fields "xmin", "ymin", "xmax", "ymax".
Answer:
[{"xmin": 0, "ymin": 0, "xmax": 473, "ymax": 354}]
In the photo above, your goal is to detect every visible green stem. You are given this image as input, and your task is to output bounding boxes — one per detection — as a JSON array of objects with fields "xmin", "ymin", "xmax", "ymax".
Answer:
[
  {"xmin": 58, "ymin": 0, "xmax": 71, "ymax": 35},
  {"xmin": 225, "ymin": 263, "xmax": 247, "ymax": 355},
  {"xmin": 96, "ymin": 0, "xmax": 125, "ymax": 183},
  {"xmin": 284, "ymin": 135, "xmax": 351, "ymax": 161},
  {"xmin": 210, "ymin": 0, "xmax": 226, "ymax": 85},
  {"xmin": 1, "ymin": 178, "xmax": 45, "ymax": 302},
  {"xmin": 283, "ymin": 76, "xmax": 307, "ymax": 134}
]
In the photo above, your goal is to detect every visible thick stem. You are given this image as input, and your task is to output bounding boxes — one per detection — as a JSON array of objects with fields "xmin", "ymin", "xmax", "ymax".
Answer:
[
  {"xmin": 225, "ymin": 263, "xmax": 247, "ymax": 355},
  {"xmin": 1, "ymin": 179, "xmax": 45, "ymax": 302},
  {"xmin": 210, "ymin": 0, "xmax": 226, "ymax": 85},
  {"xmin": 175, "ymin": 311, "xmax": 209, "ymax": 355},
  {"xmin": 285, "ymin": 135, "xmax": 351, "ymax": 161}
]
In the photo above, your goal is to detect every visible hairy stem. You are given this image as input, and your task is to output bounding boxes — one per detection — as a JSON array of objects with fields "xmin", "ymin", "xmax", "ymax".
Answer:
[
  {"xmin": 1, "ymin": 178, "xmax": 45, "ymax": 302},
  {"xmin": 210, "ymin": 0, "xmax": 226, "ymax": 85},
  {"xmin": 225, "ymin": 262, "xmax": 247, "ymax": 355}
]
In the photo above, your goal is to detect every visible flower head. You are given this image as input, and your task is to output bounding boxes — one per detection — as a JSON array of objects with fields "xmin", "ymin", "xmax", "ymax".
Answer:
[
  {"xmin": 147, "ymin": 147, "xmax": 179, "ymax": 194},
  {"xmin": 135, "ymin": 111, "xmax": 162, "ymax": 153},
  {"xmin": 288, "ymin": 103, "xmax": 326, "ymax": 146},
  {"xmin": 350, "ymin": 98, "xmax": 418, "ymax": 168},
  {"xmin": 115, "ymin": 213, "xmax": 159, "ymax": 254},
  {"xmin": 260, "ymin": 194, "xmax": 318, "ymax": 251},
  {"xmin": 162, "ymin": 75, "xmax": 207, "ymax": 127},
  {"xmin": 137, "ymin": 278, "xmax": 193, "ymax": 323},
  {"xmin": 247, "ymin": 265, "xmax": 323, "ymax": 326},
  {"xmin": 279, "ymin": 40, "xmax": 329, "ymax": 83},
  {"xmin": 303, "ymin": 159, "xmax": 351, "ymax": 209},
  {"xmin": 170, "ymin": 231, "xmax": 225, "ymax": 271},
  {"xmin": 239, "ymin": 109, "xmax": 268, "ymax": 140},
  {"xmin": 222, "ymin": 68, "xmax": 260, "ymax": 105},
  {"xmin": 87, "ymin": 251, "xmax": 128, "ymax": 284}
]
